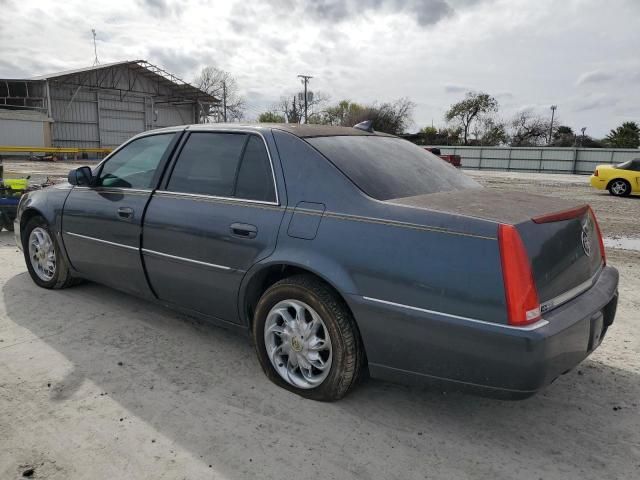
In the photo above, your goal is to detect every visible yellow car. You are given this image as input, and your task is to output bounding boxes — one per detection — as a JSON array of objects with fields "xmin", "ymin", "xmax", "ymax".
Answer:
[{"xmin": 590, "ymin": 159, "xmax": 640, "ymax": 196}]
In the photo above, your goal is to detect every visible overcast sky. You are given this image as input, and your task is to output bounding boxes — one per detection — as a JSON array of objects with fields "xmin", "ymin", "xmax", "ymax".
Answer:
[{"xmin": 1, "ymin": 0, "xmax": 638, "ymax": 136}]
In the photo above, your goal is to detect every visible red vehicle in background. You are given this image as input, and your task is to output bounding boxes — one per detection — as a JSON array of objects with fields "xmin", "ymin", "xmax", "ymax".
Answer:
[{"xmin": 425, "ymin": 147, "xmax": 462, "ymax": 168}]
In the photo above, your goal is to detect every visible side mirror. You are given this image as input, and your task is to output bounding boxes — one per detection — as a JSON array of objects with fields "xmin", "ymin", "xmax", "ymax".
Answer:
[{"xmin": 68, "ymin": 166, "xmax": 93, "ymax": 186}]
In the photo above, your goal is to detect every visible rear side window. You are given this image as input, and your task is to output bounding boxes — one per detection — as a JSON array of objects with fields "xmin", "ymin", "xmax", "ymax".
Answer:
[
  {"xmin": 235, "ymin": 135, "xmax": 276, "ymax": 202},
  {"xmin": 167, "ymin": 132, "xmax": 276, "ymax": 201},
  {"xmin": 306, "ymin": 136, "xmax": 480, "ymax": 200},
  {"xmin": 167, "ymin": 132, "xmax": 246, "ymax": 197}
]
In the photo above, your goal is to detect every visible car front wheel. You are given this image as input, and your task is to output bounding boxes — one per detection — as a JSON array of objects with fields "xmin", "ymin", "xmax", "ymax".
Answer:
[
  {"xmin": 253, "ymin": 274, "xmax": 364, "ymax": 401},
  {"xmin": 22, "ymin": 216, "xmax": 76, "ymax": 289},
  {"xmin": 608, "ymin": 179, "xmax": 631, "ymax": 197}
]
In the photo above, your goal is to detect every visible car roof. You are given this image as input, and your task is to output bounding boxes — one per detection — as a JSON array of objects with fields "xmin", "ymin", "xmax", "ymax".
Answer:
[{"xmin": 183, "ymin": 123, "xmax": 395, "ymax": 138}]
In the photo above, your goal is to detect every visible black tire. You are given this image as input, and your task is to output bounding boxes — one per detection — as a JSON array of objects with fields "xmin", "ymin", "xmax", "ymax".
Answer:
[
  {"xmin": 608, "ymin": 179, "xmax": 631, "ymax": 197},
  {"xmin": 22, "ymin": 216, "xmax": 76, "ymax": 289},
  {"xmin": 253, "ymin": 274, "xmax": 364, "ymax": 401}
]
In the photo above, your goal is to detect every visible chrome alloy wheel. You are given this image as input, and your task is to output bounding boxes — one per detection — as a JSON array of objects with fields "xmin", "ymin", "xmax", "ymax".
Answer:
[
  {"xmin": 611, "ymin": 180, "xmax": 628, "ymax": 195},
  {"xmin": 264, "ymin": 299, "xmax": 333, "ymax": 389},
  {"xmin": 28, "ymin": 227, "xmax": 56, "ymax": 282}
]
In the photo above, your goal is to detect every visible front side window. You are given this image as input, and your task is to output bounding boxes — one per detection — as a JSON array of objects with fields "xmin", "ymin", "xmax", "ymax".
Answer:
[
  {"xmin": 167, "ymin": 132, "xmax": 276, "ymax": 202},
  {"xmin": 99, "ymin": 134, "xmax": 174, "ymax": 189}
]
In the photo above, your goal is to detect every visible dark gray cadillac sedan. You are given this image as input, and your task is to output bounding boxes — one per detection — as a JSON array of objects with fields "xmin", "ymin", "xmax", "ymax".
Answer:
[{"xmin": 14, "ymin": 124, "xmax": 618, "ymax": 401}]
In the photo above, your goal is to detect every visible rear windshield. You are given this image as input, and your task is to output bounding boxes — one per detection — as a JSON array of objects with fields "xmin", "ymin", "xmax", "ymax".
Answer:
[
  {"xmin": 615, "ymin": 159, "xmax": 640, "ymax": 170},
  {"xmin": 307, "ymin": 136, "xmax": 480, "ymax": 200}
]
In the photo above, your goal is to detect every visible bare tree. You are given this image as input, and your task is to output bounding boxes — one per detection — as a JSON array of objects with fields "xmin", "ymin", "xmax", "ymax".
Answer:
[
  {"xmin": 276, "ymin": 95, "xmax": 303, "ymax": 124},
  {"xmin": 194, "ymin": 66, "xmax": 245, "ymax": 122},
  {"xmin": 475, "ymin": 117, "xmax": 507, "ymax": 146},
  {"xmin": 275, "ymin": 91, "xmax": 329, "ymax": 124},
  {"xmin": 509, "ymin": 110, "xmax": 551, "ymax": 146}
]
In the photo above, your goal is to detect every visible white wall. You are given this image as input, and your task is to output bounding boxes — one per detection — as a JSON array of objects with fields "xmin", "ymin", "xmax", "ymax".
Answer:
[{"xmin": 0, "ymin": 110, "xmax": 50, "ymax": 147}]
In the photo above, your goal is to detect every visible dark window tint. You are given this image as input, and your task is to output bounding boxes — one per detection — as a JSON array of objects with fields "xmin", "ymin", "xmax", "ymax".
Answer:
[
  {"xmin": 99, "ymin": 133, "xmax": 173, "ymax": 189},
  {"xmin": 167, "ymin": 132, "xmax": 246, "ymax": 196},
  {"xmin": 616, "ymin": 159, "xmax": 640, "ymax": 171},
  {"xmin": 306, "ymin": 136, "xmax": 480, "ymax": 200},
  {"xmin": 235, "ymin": 135, "xmax": 276, "ymax": 202}
]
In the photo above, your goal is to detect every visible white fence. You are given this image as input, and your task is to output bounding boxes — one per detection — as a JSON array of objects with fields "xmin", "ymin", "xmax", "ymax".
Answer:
[{"xmin": 432, "ymin": 146, "xmax": 639, "ymax": 175}]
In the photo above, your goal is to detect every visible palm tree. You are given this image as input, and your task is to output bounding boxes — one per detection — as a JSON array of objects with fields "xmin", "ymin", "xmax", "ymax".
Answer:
[{"xmin": 605, "ymin": 121, "xmax": 640, "ymax": 148}]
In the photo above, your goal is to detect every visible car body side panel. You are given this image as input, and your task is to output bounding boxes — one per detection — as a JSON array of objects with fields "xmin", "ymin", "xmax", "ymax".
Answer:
[
  {"xmin": 142, "ymin": 128, "xmax": 288, "ymax": 324},
  {"xmin": 316, "ymin": 214, "xmax": 506, "ymax": 322},
  {"xmin": 61, "ymin": 187, "xmax": 155, "ymax": 298},
  {"xmin": 142, "ymin": 195, "xmax": 285, "ymax": 322}
]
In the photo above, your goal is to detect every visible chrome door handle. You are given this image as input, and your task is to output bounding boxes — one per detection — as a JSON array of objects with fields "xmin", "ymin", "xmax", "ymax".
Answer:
[
  {"xmin": 117, "ymin": 207, "xmax": 134, "ymax": 219},
  {"xmin": 230, "ymin": 223, "xmax": 257, "ymax": 239}
]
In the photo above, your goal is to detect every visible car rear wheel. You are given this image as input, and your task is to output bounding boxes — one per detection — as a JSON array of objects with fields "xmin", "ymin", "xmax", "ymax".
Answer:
[
  {"xmin": 23, "ymin": 216, "xmax": 76, "ymax": 289},
  {"xmin": 608, "ymin": 179, "xmax": 631, "ymax": 197},
  {"xmin": 253, "ymin": 274, "xmax": 364, "ymax": 401}
]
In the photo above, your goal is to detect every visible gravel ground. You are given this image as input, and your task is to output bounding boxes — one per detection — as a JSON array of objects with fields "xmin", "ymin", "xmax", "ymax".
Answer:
[{"xmin": 0, "ymin": 168, "xmax": 639, "ymax": 479}]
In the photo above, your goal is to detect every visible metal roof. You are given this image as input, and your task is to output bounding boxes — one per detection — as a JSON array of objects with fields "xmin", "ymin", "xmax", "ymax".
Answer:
[{"xmin": 31, "ymin": 60, "xmax": 217, "ymax": 103}]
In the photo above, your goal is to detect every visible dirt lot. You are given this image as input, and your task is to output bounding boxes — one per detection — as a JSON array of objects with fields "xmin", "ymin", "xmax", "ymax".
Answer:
[{"xmin": 0, "ymin": 168, "xmax": 639, "ymax": 479}]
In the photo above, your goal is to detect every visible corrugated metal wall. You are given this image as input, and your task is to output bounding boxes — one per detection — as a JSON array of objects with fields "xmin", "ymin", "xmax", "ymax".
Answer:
[
  {"xmin": 433, "ymin": 146, "xmax": 639, "ymax": 174},
  {"xmin": 156, "ymin": 104, "xmax": 194, "ymax": 128},
  {"xmin": 99, "ymin": 92, "xmax": 146, "ymax": 147},
  {"xmin": 50, "ymin": 88, "xmax": 100, "ymax": 148},
  {"xmin": 49, "ymin": 65, "xmax": 197, "ymax": 148}
]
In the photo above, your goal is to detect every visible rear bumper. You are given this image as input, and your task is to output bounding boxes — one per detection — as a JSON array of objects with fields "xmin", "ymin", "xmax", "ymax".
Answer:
[{"xmin": 348, "ymin": 265, "xmax": 619, "ymax": 395}]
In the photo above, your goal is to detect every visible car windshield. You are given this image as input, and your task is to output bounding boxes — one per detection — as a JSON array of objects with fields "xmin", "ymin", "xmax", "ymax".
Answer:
[{"xmin": 307, "ymin": 135, "xmax": 480, "ymax": 200}]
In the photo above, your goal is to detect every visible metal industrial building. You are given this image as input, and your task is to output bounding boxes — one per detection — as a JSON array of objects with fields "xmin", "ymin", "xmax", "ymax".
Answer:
[{"xmin": 0, "ymin": 60, "xmax": 217, "ymax": 149}]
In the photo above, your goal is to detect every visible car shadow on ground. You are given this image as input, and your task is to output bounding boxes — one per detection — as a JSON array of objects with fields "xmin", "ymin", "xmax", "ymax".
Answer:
[{"xmin": 2, "ymin": 272, "xmax": 639, "ymax": 479}]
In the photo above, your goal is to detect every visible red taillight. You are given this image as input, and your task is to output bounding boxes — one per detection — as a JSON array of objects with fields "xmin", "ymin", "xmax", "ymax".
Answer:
[
  {"xmin": 498, "ymin": 224, "xmax": 541, "ymax": 326},
  {"xmin": 594, "ymin": 169, "xmax": 599, "ymax": 177},
  {"xmin": 588, "ymin": 206, "xmax": 606, "ymax": 265}
]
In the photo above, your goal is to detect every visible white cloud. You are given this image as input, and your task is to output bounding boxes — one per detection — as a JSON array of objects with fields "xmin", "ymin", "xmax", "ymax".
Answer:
[
  {"xmin": 576, "ymin": 70, "xmax": 614, "ymax": 86},
  {"xmin": 0, "ymin": 0, "xmax": 638, "ymax": 136}
]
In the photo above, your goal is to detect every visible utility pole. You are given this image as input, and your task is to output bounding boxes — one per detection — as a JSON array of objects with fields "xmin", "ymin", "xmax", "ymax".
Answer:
[
  {"xmin": 547, "ymin": 105, "xmax": 557, "ymax": 145},
  {"xmin": 91, "ymin": 29, "xmax": 99, "ymax": 66},
  {"xmin": 297, "ymin": 74, "xmax": 312, "ymax": 124},
  {"xmin": 580, "ymin": 127, "xmax": 587, "ymax": 147},
  {"xmin": 222, "ymin": 81, "xmax": 227, "ymax": 122}
]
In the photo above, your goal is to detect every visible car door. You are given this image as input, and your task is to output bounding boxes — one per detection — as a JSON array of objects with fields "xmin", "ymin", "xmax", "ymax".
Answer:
[
  {"xmin": 62, "ymin": 132, "xmax": 179, "ymax": 298},
  {"xmin": 141, "ymin": 130, "xmax": 284, "ymax": 323}
]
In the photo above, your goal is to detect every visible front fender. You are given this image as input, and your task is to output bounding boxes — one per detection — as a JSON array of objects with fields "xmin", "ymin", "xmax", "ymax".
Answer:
[{"xmin": 17, "ymin": 185, "xmax": 73, "ymax": 259}]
